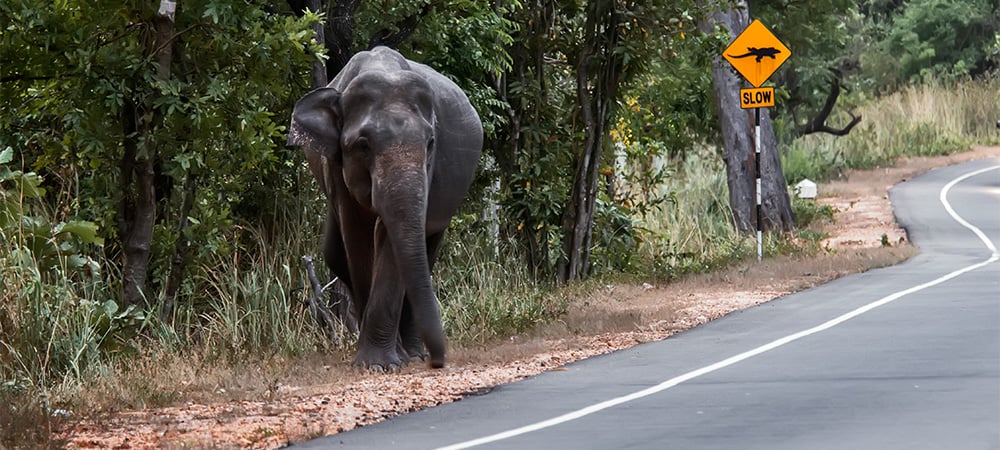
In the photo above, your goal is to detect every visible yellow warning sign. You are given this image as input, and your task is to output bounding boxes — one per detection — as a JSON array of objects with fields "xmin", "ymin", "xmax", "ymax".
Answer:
[
  {"xmin": 739, "ymin": 87, "xmax": 774, "ymax": 109},
  {"xmin": 723, "ymin": 20, "xmax": 791, "ymax": 88}
]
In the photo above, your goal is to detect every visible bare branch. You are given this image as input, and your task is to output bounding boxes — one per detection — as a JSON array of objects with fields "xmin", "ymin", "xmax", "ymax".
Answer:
[
  {"xmin": 800, "ymin": 70, "xmax": 863, "ymax": 136},
  {"xmin": 303, "ymin": 255, "xmax": 343, "ymax": 345},
  {"xmin": 812, "ymin": 111, "xmax": 863, "ymax": 136}
]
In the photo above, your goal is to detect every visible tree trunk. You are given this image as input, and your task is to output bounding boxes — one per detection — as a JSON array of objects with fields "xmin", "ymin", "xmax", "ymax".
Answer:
[
  {"xmin": 160, "ymin": 173, "xmax": 197, "ymax": 321},
  {"xmin": 324, "ymin": 0, "xmax": 360, "ymax": 77},
  {"xmin": 559, "ymin": 0, "xmax": 624, "ymax": 283},
  {"xmin": 701, "ymin": 2, "xmax": 794, "ymax": 234},
  {"xmin": 306, "ymin": 0, "xmax": 328, "ymax": 87},
  {"xmin": 118, "ymin": 100, "xmax": 158, "ymax": 307},
  {"xmin": 117, "ymin": 0, "xmax": 177, "ymax": 307}
]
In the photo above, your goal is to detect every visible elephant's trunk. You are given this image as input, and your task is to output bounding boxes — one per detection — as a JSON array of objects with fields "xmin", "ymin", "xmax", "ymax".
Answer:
[{"xmin": 374, "ymin": 155, "xmax": 446, "ymax": 368}]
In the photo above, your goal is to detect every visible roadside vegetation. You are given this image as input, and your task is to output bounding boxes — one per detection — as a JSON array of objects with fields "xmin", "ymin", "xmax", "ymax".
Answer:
[
  {"xmin": 1, "ymin": 0, "xmax": 998, "ymax": 445},
  {"xmin": 782, "ymin": 77, "xmax": 1000, "ymax": 183}
]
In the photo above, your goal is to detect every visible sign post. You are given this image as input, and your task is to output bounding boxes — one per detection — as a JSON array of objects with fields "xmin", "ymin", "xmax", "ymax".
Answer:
[{"xmin": 722, "ymin": 19, "xmax": 790, "ymax": 262}]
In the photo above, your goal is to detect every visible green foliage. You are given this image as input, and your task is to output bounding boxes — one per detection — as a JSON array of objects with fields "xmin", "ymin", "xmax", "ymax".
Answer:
[
  {"xmin": 1, "ymin": 148, "xmax": 143, "ymax": 392},
  {"xmin": 754, "ymin": 0, "xmax": 861, "ymax": 134},
  {"xmin": 486, "ymin": 0, "xmax": 708, "ymax": 279},
  {"xmin": 589, "ymin": 197, "xmax": 640, "ymax": 274},
  {"xmin": 633, "ymin": 150, "xmax": 751, "ymax": 278},
  {"xmin": 861, "ymin": 0, "xmax": 999, "ymax": 90},
  {"xmin": 780, "ymin": 141, "xmax": 841, "ymax": 184},
  {"xmin": 1, "ymin": 149, "xmax": 103, "ymax": 278},
  {"xmin": 0, "ymin": 0, "xmax": 326, "ymax": 422},
  {"xmin": 791, "ymin": 198, "xmax": 837, "ymax": 229},
  {"xmin": 0, "ymin": 0, "xmax": 323, "ymax": 301},
  {"xmin": 401, "ymin": 0, "xmax": 518, "ymax": 138}
]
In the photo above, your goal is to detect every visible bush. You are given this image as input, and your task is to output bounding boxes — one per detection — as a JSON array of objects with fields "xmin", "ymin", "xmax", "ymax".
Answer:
[
  {"xmin": 435, "ymin": 221, "xmax": 558, "ymax": 344},
  {"xmin": 1, "ymin": 147, "xmax": 142, "ymax": 389}
]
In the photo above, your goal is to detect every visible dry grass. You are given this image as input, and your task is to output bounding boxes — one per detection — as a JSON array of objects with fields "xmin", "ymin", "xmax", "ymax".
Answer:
[{"xmin": 783, "ymin": 77, "xmax": 1000, "ymax": 184}]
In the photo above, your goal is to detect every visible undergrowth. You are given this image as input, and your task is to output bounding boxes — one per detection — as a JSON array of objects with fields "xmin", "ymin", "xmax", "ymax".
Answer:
[
  {"xmin": 635, "ymin": 149, "xmax": 751, "ymax": 279},
  {"xmin": 436, "ymin": 231, "xmax": 558, "ymax": 345}
]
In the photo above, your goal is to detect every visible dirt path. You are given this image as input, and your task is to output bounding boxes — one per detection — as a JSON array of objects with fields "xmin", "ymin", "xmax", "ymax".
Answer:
[{"xmin": 62, "ymin": 146, "xmax": 1000, "ymax": 449}]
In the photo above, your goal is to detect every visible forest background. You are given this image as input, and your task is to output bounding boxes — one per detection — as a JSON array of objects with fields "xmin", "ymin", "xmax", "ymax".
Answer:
[{"xmin": 1, "ymin": 0, "xmax": 998, "ymax": 444}]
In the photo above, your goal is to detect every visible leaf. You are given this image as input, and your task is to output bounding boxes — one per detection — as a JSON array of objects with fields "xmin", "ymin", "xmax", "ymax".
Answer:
[
  {"xmin": 102, "ymin": 300, "xmax": 119, "ymax": 317},
  {"xmin": 56, "ymin": 220, "xmax": 105, "ymax": 246},
  {"xmin": 66, "ymin": 254, "xmax": 89, "ymax": 269},
  {"xmin": 0, "ymin": 147, "xmax": 12, "ymax": 165}
]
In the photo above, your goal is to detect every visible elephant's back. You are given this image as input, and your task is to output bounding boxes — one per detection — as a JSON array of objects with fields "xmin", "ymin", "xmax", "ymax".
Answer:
[
  {"xmin": 407, "ymin": 61, "xmax": 483, "ymax": 146},
  {"xmin": 406, "ymin": 61, "xmax": 483, "ymax": 232}
]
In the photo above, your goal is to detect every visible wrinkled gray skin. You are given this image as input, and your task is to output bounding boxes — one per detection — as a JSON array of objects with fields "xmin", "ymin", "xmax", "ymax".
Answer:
[{"xmin": 288, "ymin": 47, "xmax": 483, "ymax": 371}]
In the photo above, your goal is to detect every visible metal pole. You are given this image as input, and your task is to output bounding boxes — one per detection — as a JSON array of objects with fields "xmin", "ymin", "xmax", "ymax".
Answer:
[{"xmin": 755, "ymin": 107, "xmax": 762, "ymax": 262}]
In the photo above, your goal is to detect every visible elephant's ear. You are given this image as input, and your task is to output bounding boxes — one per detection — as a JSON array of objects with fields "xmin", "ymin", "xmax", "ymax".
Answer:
[{"xmin": 288, "ymin": 87, "xmax": 342, "ymax": 150}]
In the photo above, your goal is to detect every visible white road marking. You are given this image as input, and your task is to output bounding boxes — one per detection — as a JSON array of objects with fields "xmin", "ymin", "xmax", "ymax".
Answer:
[
  {"xmin": 939, "ymin": 165, "xmax": 1000, "ymax": 255},
  {"xmin": 436, "ymin": 164, "xmax": 1000, "ymax": 450}
]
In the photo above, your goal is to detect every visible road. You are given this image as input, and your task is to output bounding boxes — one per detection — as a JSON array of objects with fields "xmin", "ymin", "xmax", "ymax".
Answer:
[{"xmin": 296, "ymin": 159, "xmax": 1000, "ymax": 450}]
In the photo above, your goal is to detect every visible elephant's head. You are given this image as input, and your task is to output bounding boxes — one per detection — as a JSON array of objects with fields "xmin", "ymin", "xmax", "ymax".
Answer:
[{"xmin": 289, "ymin": 71, "xmax": 446, "ymax": 368}]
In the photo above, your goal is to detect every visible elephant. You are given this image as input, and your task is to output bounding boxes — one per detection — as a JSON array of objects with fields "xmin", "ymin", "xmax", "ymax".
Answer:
[{"xmin": 287, "ymin": 46, "xmax": 483, "ymax": 370}]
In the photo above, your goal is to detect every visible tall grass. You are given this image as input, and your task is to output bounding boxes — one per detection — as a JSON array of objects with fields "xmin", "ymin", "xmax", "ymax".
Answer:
[
  {"xmin": 634, "ymin": 150, "xmax": 755, "ymax": 278},
  {"xmin": 782, "ymin": 77, "xmax": 1000, "ymax": 183},
  {"xmin": 0, "ymin": 167, "xmax": 341, "ymax": 444},
  {"xmin": 435, "ymin": 226, "xmax": 558, "ymax": 345},
  {"xmin": 188, "ymin": 225, "xmax": 334, "ymax": 357}
]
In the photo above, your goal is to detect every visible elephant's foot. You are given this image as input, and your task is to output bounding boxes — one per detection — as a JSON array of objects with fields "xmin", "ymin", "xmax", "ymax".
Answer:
[
  {"xmin": 399, "ymin": 334, "xmax": 429, "ymax": 362},
  {"xmin": 353, "ymin": 345, "xmax": 406, "ymax": 372}
]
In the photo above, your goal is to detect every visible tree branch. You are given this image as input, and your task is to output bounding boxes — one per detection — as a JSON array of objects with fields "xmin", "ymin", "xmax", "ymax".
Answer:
[
  {"xmin": 367, "ymin": 3, "xmax": 431, "ymax": 49},
  {"xmin": 799, "ymin": 70, "xmax": 863, "ymax": 136},
  {"xmin": 302, "ymin": 255, "xmax": 344, "ymax": 345},
  {"xmin": 0, "ymin": 74, "xmax": 64, "ymax": 83}
]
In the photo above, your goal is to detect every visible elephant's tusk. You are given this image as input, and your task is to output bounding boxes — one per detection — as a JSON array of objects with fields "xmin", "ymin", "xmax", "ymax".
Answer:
[{"xmin": 321, "ymin": 155, "xmax": 335, "ymax": 198}]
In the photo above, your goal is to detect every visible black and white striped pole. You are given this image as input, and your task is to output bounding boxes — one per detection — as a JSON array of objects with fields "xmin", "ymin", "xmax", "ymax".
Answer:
[
  {"xmin": 722, "ymin": 19, "xmax": 790, "ymax": 263},
  {"xmin": 754, "ymin": 107, "xmax": 762, "ymax": 261}
]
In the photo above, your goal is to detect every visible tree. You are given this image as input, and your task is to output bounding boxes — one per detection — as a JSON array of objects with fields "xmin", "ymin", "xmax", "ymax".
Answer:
[
  {"xmin": 116, "ymin": 0, "xmax": 178, "ymax": 308},
  {"xmin": 1, "ymin": 0, "xmax": 323, "ymax": 310},
  {"xmin": 700, "ymin": 1, "xmax": 794, "ymax": 234},
  {"xmin": 559, "ymin": 0, "xmax": 631, "ymax": 282},
  {"xmin": 862, "ymin": 0, "xmax": 999, "ymax": 89},
  {"xmin": 753, "ymin": 0, "xmax": 863, "ymax": 137},
  {"xmin": 487, "ymin": 0, "xmax": 703, "ymax": 282}
]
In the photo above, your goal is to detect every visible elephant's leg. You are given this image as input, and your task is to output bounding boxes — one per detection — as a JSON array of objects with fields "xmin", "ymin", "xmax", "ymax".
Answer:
[
  {"xmin": 355, "ymin": 219, "xmax": 407, "ymax": 371},
  {"xmin": 337, "ymin": 203, "xmax": 376, "ymax": 322},
  {"xmin": 398, "ymin": 300, "xmax": 426, "ymax": 361},
  {"xmin": 399, "ymin": 231, "xmax": 446, "ymax": 361},
  {"xmin": 322, "ymin": 203, "xmax": 358, "ymax": 332},
  {"xmin": 425, "ymin": 230, "xmax": 447, "ymax": 271}
]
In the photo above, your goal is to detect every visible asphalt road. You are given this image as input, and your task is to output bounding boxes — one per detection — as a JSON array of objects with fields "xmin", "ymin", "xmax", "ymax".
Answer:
[{"xmin": 296, "ymin": 159, "xmax": 1000, "ymax": 450}]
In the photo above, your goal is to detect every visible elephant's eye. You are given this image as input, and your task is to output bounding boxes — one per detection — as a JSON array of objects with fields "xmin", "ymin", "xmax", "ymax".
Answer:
[
  {"xmin": 426, "ymin": 138, "xmax": 435, "ymax": 151},
  {"xmin": 352, "ymin": 137, "xmax": 370, "ymax": 152}
]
